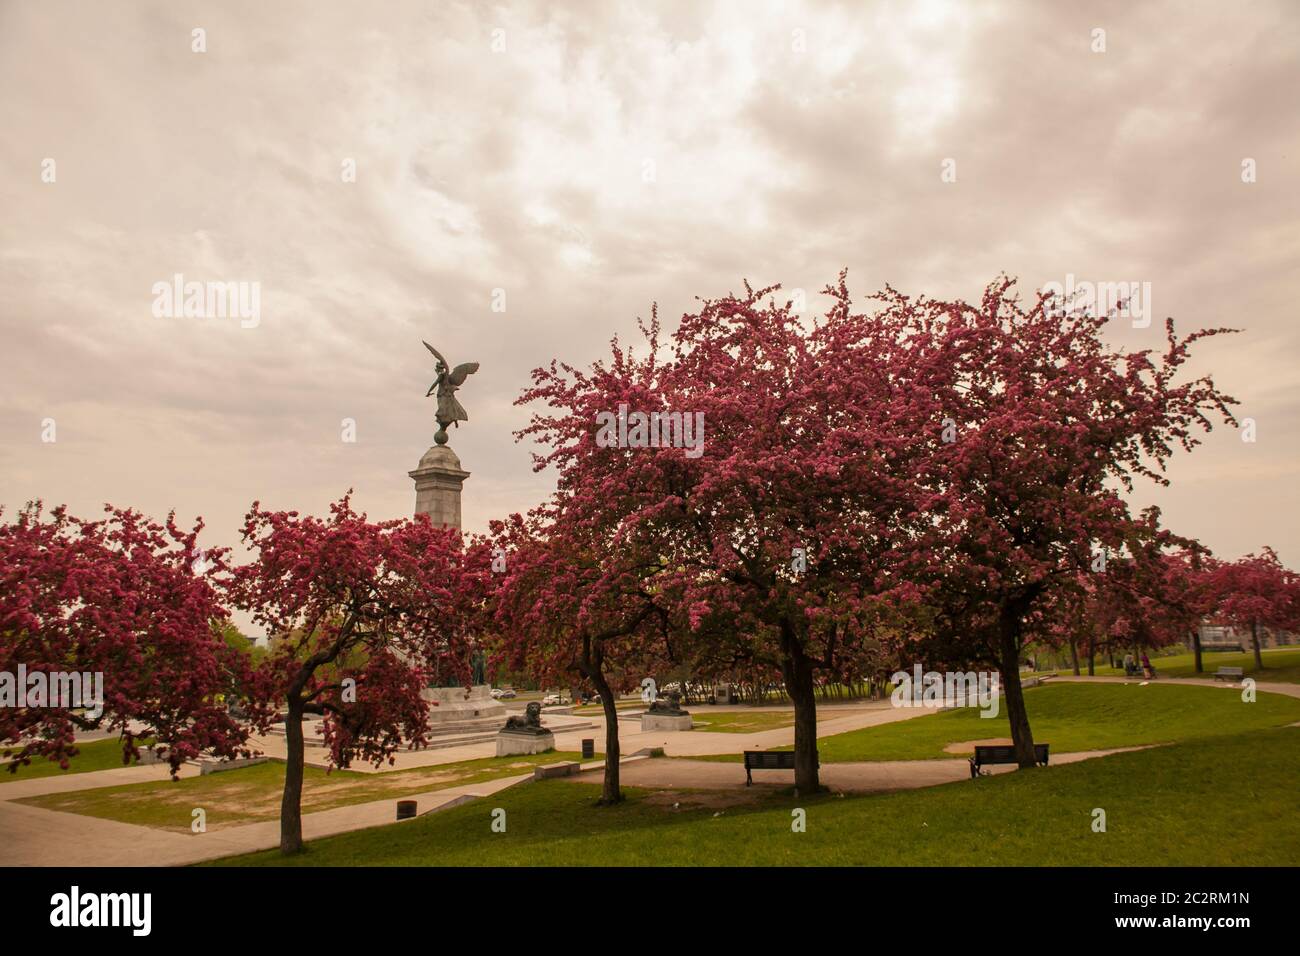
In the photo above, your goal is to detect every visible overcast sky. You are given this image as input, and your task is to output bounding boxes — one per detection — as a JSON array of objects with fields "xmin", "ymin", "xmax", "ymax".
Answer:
[{"xmin": 3, "ymin": 0, "xmax": 1298, "ymax": 600}]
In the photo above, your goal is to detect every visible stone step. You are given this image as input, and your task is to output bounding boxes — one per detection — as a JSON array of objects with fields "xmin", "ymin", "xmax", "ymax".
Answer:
[{"xmin": 533, "ymin": 761, "xmax": 581, "ymax": 780}]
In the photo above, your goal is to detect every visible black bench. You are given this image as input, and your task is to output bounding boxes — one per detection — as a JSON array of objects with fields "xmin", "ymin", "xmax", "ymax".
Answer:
[
  {"xmin": 744, "ymin": 750, "xmax": 817, "ymax": 785},
  {"xmin": 1214, "ymin": 666, "xmax": 1245, "ymax": 682},
  {"xmin": 970, "ymin": 743, "xmax": 1049, "ymax": 778}
]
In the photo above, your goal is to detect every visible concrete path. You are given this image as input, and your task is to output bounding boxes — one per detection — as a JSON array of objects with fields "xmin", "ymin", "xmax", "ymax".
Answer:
[
  {"xmin": 564, "ymin": 746, "xmax": 1153, "ymax": 795},
  {"xmin": 0, "ymin": 762, "xmax": 203, "ymax": 801},
  {"xmin": 0, "ymin": 770, "xmax": 531, "ymax": 867}
]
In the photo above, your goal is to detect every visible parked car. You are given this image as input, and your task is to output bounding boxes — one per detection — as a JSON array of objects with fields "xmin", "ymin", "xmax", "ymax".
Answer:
[
  {"xmin": 541, "ymin": 693, "xmax": 564, "ymax": 706},
  {"xmin": 493, "ymin": 688, "xmax": 517, "ymax": 699}
]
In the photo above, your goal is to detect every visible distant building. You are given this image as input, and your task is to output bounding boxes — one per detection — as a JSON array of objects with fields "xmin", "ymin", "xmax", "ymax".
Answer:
[{"xmin": 1192, "ymin": 621, "xmax": 1296, "ymax": 651}]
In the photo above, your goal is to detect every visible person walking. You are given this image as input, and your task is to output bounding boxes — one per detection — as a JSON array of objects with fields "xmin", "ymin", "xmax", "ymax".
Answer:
[{"xmin": 1141, "ymin": 652, "xmax": 1156, "ymax": 679}]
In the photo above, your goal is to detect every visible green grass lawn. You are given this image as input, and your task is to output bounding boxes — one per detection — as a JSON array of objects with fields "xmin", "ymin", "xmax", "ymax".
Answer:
[
  {"xmin": 17, "ymin": 750, "xmax": 594, "ymax": 832},
  {"xmin": 1053, "ymin": 645, "xmax": 1300, "ymax": 683},
  {"xmin": 694, "ymin": 681, "xmax": 1300, "ymax": 762},
  {"xmin": 1, "ymin": 736, "xmax": 156, "ymax": 782},
  {"xmin": 203, "ymin": 726, "xmax": 1300, "ymax": 866},
  {"xmin": 686, "ymin": 710, "xmax": 795, "ymax": 734}
]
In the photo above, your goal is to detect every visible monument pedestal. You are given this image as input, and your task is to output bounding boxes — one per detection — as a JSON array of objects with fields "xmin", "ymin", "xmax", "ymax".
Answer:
[
  {"xmin": 410, "ymin": 444, "xmax": 469, "ymax": 528},
  {"xmin": 641, "ymin": 713, "xmax": 693, "ymax": 732},
  {"xmin": 496, "ymin": 730, "xmax": 555, "ymax": 756},
  {"xmin": 423, "ymin": 684, "xmax": 506, "ymax": 729}
]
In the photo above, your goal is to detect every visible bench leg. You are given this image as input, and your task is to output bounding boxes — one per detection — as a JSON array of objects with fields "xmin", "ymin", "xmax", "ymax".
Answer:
[{"xmin": 745, "ymin": 767, "xmax": 752, "ymax": 786}]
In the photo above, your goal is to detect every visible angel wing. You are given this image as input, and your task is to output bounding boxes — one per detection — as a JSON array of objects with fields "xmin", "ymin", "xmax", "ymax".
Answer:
[
  {"xmin": 448, "ymin": 362, "xmax": 480, "ymax": 386},
  {"xmin": 422, "ymin": 340, "xmax": 449, "ymax": 369}
]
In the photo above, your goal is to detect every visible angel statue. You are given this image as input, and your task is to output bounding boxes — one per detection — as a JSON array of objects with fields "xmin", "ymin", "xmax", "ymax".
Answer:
[{"xmin": 423, "ymin": 341, "xmax": 480, "ymax": 445}]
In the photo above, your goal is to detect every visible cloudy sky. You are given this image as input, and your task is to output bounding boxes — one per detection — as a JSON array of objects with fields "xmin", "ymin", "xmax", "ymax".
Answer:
[{"xmin": 3, "ymin": 0, "xmax": 1298, "ymax": 592}]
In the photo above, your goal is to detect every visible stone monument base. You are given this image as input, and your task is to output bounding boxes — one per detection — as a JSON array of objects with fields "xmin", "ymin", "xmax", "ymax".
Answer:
[
  {"xmin": 496, "ymin": 731, "xmax": 555, "ymax": 756},
  {"xmin": 423, "ymin": 685, "xmax": 506, "ymax": 726},
  {"xmin": 641, "ymin": 713, "xmax": 693, "ymax": 732}
]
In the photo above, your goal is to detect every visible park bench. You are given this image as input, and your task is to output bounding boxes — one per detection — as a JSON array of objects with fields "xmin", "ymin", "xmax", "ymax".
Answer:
[
  {"xmin": 744, "ymin": 749, "xmax": 817, "ymax": 785},
  {"xmin": 970, "ymin": 743, "xmax": 1049, "ymax": 778},
  {"xmin": 1214, "ymin": 666, "xmax": 1245, "ymax": 682}
]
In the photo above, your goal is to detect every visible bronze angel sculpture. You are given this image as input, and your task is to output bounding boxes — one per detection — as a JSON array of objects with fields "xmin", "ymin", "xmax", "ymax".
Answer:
[{"xmin": 423, "ymin": 341, "xmax": 480, "ymax": 445}]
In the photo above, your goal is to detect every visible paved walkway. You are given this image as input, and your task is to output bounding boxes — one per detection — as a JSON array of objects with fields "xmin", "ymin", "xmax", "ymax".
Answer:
[
  {"xmin": 573, "ymin": 746, "xmax": 1153, "ymax": 794},
  {"xmin": 0, "ymin": 770, "xmax": 531, "ymax": 867},
  {"xmin": 0, "ymin": 762, "xmax": 204, "ymax": 801}
]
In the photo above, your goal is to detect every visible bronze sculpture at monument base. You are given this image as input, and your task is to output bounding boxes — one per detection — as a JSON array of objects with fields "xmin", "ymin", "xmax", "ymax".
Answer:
[
  {"xmin": 497, "ymin": 701, "xmax": 555, "ymax": 755},
  {"xmin": 641, "ymin": 690, "xmax": 693, "ymax": 732}
]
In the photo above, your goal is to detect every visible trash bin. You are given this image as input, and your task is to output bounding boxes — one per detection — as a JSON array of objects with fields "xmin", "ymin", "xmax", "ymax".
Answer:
[{"xmin": 582, "ymin": 738, "xmax": 594, "ymax": 759}]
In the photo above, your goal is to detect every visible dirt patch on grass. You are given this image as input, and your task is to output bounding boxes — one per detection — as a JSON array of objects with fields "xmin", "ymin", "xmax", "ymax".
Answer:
[{"xmin": 24, "ymin": 759, "xmax": 549, "ymax": 833}]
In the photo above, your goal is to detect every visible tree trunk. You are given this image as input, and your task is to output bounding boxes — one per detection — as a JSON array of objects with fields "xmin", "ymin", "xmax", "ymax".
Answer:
[
  {"xmin": 779, "ymin": 621, "xmax": 820, "ymax": 794},
  {"xmin": 1251, "ymin": 620, "xmax": 1263, "ymax": 670},
  {"xmin": 1069, "ymin": 634, "xmax": 1080, "ymax": 676},
  {"xmin": 997, "ymin": 612, "xmax": 1037, "ymax": 769},
  {"xmin": 590, "ymin": 667, "xmax": 622, "ymax": 805},
  {"xmin": 578, "ymin": 639, "xmax": 622, "ymax": 805},
  {"xmin": 1086, "ymin": 631, "xmax": 1095, "ymax": 676},
  {"xmin": 1192, "ymin": 628, "xmax": 1203, "ymax": 674},
  {"xmin": 280, "ymin": 698, "xmax": 306, "ymax": 855}
]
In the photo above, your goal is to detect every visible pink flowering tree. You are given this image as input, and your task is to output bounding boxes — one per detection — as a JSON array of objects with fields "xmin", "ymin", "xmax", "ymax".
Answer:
[
  {"xmin": 901, "ymin": 279, "xmax": 1237, "ymax": 766},
  {"xmin": 226, "ymin": 495, "xmax": 490, "ymax": 854},
  {"xmin": 514, "ymin": 271, "xmax": 1237, "ymax": 783},
  {"xmin": 1207, "ymin": 548, "xmax": 1299, "ymax": 670},
  {"xmin": 516, "ymin": 281, "xmax": 930, "ymax": 794},
  {"xmin": 0, "ymin": 503, "xmax": 262, "ymax": 777},
  {"xmin": 1057, "ymin": 528, "xmax": 1215, "ymax": 675},
  {"xmin": 492, "ymin": 509, "xmax": 673, "ymax": 804}
]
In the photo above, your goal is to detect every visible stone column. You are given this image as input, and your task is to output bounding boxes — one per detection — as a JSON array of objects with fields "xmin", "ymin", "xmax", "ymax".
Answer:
[
  {"xmin": 408, "ymin": 443, "xmax": 502, "ymax": 732},
  {"xmin": 409, "ymin": 444, "xmax": 469, "ymax": 530}
]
